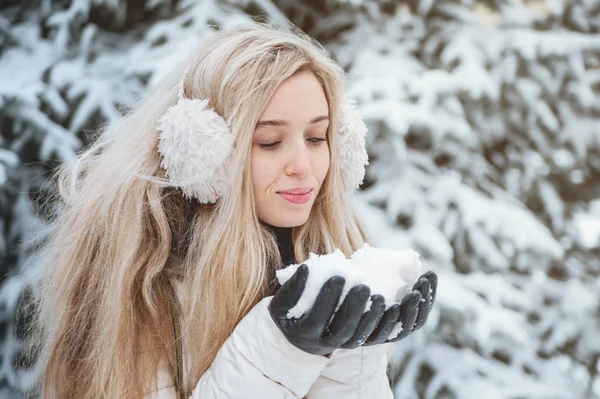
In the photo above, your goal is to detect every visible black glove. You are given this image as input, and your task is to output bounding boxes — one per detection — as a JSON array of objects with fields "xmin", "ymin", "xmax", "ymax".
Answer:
[
  {"xmin": 364, "ymin": 271, "xmax": 438, "ymax": 345},
  {"xmin": 268, "ymin": 264, "xmax": 372, "ymax": 356}
]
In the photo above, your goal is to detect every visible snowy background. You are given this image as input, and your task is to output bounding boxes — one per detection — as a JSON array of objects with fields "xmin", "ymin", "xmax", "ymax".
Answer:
[{"xmin": 1, "ymin": 0, "xmax": 599, "ymax": 398}]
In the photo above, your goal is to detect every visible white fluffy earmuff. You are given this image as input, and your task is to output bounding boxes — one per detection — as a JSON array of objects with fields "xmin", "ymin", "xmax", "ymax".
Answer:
[
  {"xmin": 157, "ymin": 65, "xmax": 369, "ymax": 203},
  {"xmin": 157, "ymin": 66, "xmax": 234, "ymax": 202},
  {"xmin": 337, "ymin": 97, "xmax": 369, "ymax": 191}
]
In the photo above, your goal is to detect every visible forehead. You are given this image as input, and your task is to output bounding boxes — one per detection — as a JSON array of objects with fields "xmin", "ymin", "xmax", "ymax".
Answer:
[{"xmin": 258, "ymin": 70, "xmax": 329, "ymax": 122}]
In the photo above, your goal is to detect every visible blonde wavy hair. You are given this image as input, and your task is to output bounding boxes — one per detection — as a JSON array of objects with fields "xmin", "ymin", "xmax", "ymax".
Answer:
[{"xmin": 27, "ymin": 23, "xmax": 368, "ymax": 398}]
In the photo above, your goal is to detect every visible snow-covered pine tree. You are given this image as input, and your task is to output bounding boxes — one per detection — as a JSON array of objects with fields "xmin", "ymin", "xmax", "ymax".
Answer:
[
  {"xmin": 1, "ymin": 0, "xmax": 598, "ymax": 397},
  {"xmin": 0, "ymin": 1, "xmax": 288, "ymax": 395},
  {"xmin": 275, "ymin": 0, "xmax": 600, "ymax": 397}
]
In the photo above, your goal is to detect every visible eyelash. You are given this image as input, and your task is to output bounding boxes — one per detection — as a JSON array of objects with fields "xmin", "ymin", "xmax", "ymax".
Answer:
[{"xmin": 259, "ymin": 137, "xmax": 327, "ymax": 150}]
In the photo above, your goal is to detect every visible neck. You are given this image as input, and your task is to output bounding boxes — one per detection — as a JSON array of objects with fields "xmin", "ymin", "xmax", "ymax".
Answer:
[{"xmin": 260, "ymin": 221, "xmax": 295, "ymax": 265}]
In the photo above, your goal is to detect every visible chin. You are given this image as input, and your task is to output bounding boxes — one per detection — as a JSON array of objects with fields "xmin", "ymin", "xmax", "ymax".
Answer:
[
  {"xmin": 275, "ymin": 216, "xmax": 309, "ymax": 228},
  {"xmin": 268, "ymin": 210, "xmax": 311, "ymax": 228}
]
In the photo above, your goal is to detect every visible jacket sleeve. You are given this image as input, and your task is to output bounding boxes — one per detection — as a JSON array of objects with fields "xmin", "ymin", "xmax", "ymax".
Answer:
[
  {"xmin": 305, "ymin": 344, "xmax": 394, "ymax": 399},
  {"xmin": 145, "ymin": 296, "xmax": 330, "ymax": 399}
]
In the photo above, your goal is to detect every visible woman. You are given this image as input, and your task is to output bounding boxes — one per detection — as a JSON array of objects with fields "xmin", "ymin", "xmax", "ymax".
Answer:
[{"xmin": 30, "ymin": 23, "xmax": 437, "ymax": 398}]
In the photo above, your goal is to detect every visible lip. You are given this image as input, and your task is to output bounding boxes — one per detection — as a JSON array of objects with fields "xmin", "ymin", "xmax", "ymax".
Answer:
[
  {"xmin": 276, "ymin": 187, "xmax": 313, "ymax": 195},
  {"xmin": 276, "ymin": 188, "xmax": 313, "ymax": 205}
]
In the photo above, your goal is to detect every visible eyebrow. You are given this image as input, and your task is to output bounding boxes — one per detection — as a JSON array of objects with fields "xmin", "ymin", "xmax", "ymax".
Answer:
[{"xmin": 255, "ymin": 115, "xmax": 329, "ymax": 129}]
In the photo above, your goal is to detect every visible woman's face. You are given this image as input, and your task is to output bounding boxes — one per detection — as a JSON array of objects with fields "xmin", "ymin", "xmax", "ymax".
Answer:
[{"xmin": 251, "ymin": 70, "xmax": 330, "ymax": 228}]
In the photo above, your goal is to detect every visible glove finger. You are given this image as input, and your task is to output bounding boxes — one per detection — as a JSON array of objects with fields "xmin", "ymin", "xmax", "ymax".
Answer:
[
  {"xmin": 322, "ymin": 284, "xmax": 371, "ymax": 347},
  {"xmin": 341, "ymin": 294, "xmax": 385, "ymax": 349},
  {"xmin": 387, "ymin": 290, "xmax": 421, "ymax": 342},
  {"xmin": 423, "ymin": 271, "xmax": 438, "ymax": 306},
  {"xmin": 364, "ymin": 303, "xmax": 401, "ymax": 346},
  {"xmin": 269, "ymin": 264, "xmax": 309, "ymax": 320},
  {"xmin": 299, "ymin": 275, "xmax": 345, "ymax": 335},
  {"xmin": 413, "ymin": 278, "xmax": 431, "ymax": 330}
]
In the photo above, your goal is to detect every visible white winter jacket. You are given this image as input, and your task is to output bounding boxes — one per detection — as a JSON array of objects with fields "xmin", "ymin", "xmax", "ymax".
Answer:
[{"xmin": 144, "ymin": 279, "xmax": 394, "ymax": 398}]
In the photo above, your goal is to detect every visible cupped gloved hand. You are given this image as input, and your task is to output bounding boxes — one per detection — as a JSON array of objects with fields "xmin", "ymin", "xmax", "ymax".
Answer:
[
  {"xmin": 268, "ymin": 264, "xmax": 372, "ymax": 356},
  {"xmin": 364, "ymin": 271, "xmax": 438, "ymax": 345}
]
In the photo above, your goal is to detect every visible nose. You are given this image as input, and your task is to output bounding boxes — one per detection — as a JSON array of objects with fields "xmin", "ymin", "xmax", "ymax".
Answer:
[{"xmin": 284, "ymin": 139, "xmax": 311, "ymax": 177}]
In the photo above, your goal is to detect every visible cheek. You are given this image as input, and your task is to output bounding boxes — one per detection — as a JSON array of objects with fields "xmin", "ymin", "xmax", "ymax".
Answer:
[
  {"xmin": 313, "ymin": 149, "xmax": 330, "ymax": 182},
  {"xmin": 251, "ymin": 149, "xmax": 276, "ymax": 192}
]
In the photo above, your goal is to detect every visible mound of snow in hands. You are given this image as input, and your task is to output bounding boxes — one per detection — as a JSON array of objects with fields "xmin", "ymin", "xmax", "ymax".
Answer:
[{"xmin": 276, "ymin": 244, "xmax": 424, "ymax": 341}]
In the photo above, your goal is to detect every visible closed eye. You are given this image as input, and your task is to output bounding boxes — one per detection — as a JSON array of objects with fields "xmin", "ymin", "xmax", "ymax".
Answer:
[
  {"xmin": 307, "ymin": 138, "xmax": 326, "ymax": 145},
  {"xmin": 259, "ymin": 141, "xmax": 281, "ymax": 149}
]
